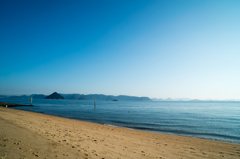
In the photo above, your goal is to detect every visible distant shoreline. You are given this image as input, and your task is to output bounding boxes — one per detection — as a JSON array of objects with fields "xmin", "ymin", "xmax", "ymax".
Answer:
[
  {"xmin": 1, "ymin": 93, "xmax": 152, "ymax": 101},
  {"xmin": 0, "ymin": 102, "xmax": 33, "ymax": 107}
]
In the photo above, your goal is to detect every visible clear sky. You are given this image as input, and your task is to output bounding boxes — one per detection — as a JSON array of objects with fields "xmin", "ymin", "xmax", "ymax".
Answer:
[{"xmin": 0, "ymin": 0, "xmax": 240, "ymax": 100}]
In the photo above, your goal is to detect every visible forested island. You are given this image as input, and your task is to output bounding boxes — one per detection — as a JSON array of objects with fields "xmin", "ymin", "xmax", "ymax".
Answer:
[{"xmin": 1, "ymin": 92, "xmax": 151, "ymax": 101}]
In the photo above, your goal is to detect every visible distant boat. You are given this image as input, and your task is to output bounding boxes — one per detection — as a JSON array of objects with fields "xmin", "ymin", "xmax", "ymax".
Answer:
[{"xmin": 113, "ymin": 99, "xmax": 118, "ymax": 101}]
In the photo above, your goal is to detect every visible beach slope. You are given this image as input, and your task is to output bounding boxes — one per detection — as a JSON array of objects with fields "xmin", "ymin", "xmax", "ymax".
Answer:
[{"xmin": 0, "ymin": 107, "xmax": 239, "ymax": 159}]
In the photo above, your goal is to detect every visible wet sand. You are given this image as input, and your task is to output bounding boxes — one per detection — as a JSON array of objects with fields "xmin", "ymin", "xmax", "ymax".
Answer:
[{"xmin": 0, "ymin": 107, "xmax": 240, "ymax": 159}]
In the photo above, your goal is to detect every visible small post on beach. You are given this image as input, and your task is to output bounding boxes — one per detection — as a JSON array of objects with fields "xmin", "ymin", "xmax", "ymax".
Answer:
[{"xmin": 31, "ymin": 97, "xmax": 33, "ymax": 105}]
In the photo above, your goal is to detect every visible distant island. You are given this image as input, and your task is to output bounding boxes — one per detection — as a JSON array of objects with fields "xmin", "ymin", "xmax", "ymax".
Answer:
[
  {"xmin": 61, "ymin": 94, "xmax": 151, "ymax": 101},
  {"xmin": 7, "ymin": 94, "xmax": 47, "ymax": 99},
  {"xmin": 151, "ymin": 98, "xmax": 240, "ymax": 101},
  {"xmin": 2, "ymin": 92, "xmax": 151, "ymax": 101},
  {"xmin": 45, "ymin": 92, "xmax": 65, "ymax": 100},
  {"xmin": 2, "ymin": 93, "xmax": 239, "ymax": 101}
]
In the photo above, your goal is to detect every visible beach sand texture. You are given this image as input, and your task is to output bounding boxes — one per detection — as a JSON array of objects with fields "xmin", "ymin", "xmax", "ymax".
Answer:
[{"xmin": 0, "ymin": 107, "xmax": 240, "ymax": 159}]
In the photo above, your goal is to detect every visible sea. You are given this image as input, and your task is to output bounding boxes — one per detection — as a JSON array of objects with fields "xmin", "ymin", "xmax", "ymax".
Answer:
[{"xmin": 1, "ymin": 99, "xmax": 240, "ymax": 144}]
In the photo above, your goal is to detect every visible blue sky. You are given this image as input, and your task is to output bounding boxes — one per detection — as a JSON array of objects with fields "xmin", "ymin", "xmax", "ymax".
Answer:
[{"xmin": 0, "ymin": 0, "xmax": 240, "ymax": 100}]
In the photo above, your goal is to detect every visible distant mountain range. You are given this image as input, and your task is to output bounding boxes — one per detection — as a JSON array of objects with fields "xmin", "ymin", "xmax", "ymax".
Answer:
[
  {"xmin": 60, "ymin": 93, "xmax": 151, "ymax": 101},
  {"xmin": 1, "ymin": 94, "xmax": 239, "ymax": 101},
  {"xmin": 151, "ymin": 98, "xmax": 192, "ymax": 101},
  {"xmin": 6, "ymin": 94, "xmax": 47, "ymax": 99},
  {"xmin": 151, "ymin": 98, "xmax": 240, "ymax": 101},
  {"xmin": 1, "ymin": 92, "xmax": 151, "ymax": 101}
]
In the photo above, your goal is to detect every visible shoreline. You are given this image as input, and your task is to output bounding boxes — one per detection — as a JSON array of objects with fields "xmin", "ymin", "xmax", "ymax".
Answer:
[
  {"xmin": 1, "ymin": 107, "xmax": 240, "ymax": 158},
  {"xmin": 11, "ymin": 107, "xmax": 240, "ymax": 145},
  {"xmin": 102, "ymin": 123, "xmax": 240, "ymax": 146}
]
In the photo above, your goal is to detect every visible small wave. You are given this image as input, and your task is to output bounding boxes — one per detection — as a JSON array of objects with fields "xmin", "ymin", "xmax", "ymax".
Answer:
[
  {"xmin": 103, "ymin": 124, "xmax": 134, "ymax": 130},
  {"xmin": 197, "ymin": 137, "xmax": 240, "ymax": 145}
]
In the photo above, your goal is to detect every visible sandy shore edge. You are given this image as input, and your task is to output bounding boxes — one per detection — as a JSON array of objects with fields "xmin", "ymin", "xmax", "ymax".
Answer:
[{"xmin": 0, "ymin": 107, "xmax": 240, "ymax": 159}]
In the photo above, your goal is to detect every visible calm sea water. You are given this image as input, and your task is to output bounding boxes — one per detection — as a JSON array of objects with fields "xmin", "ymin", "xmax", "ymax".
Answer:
[{"xmin": 1, "ymin": 99, "xmax": 240, "ymax": 144}]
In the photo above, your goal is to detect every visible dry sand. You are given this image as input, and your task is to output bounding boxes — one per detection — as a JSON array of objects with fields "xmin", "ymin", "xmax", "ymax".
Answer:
[{"xmin": 0, "ymin": 107, "xmax": 239, "ymax": 159}]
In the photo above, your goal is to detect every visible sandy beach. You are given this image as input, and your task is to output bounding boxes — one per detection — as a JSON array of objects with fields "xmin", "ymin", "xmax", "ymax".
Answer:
[{"xmin": 0, "ymin": 107, "xmax": 239, "ymax": 159}]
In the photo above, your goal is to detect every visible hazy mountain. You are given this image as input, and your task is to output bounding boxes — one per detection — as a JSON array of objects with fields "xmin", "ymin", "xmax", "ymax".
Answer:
[
  {"xmin": 9, "ymin": 95, "xmax": 30, "ymax": 99},
  {"xmin": 175, "ymin": 98, "xmax": 191, "ymax": 101},
  {"xmin": 2, "ymin": 93, "xmax": 240, "ymax": 101},
  {"xmin": 115, "ymin": 95, "xmax": 150, "ymax": 101},
  {"xmin": 190, "ymin": 99, "xmax": 201, "ymax": 101},
  {"xmin": 151, "ymin": 98, "xmax": 240, "ymax": 101},
  {"xmin": 61, "ymin": 94, "xmax": 81, "ymax": 100},
  {"xmin": 152, "ymin": 98, "xmax": 192, "ymax": 101},
  {"xmin": 45, "ymin": 92, "xmax": 65, "ymax": 100},
  {"xmin": 3, "ymin": 93, "xmax": 151, "ymax": 101},
  {"xmin": 61, "ymin": 94, "xmax": 151, "ymax": 101},
  {"xmin": 31, "ymin": 94, "xmax": 47, "ymax": 99},
  {"xmin": 165, "ymin": 98, "xmax": 173, "ymax": 101},
  {"xmin": 7, "ymin": 94, "xmax": 46, "ymax": 99},
  {"xmin": 151, "ymin": 98, "xmax": 163, "ymax": 101}
]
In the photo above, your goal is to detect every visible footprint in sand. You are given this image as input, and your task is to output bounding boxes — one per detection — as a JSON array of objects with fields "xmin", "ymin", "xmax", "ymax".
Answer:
[
  {"xmin": 32, "ymin": 152, "xmax": 39, "ymax": 157},
  {"xmin": 1, "ymin": 144, "xmax": 7, "ymax": 147}
]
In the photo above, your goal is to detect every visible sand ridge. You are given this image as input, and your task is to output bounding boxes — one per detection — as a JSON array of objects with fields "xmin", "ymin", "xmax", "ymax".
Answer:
[{"xmin": 0, "ymin": 107, "xmax": 240, "ymax": 159}]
